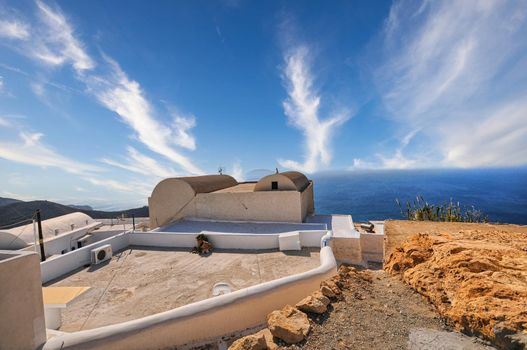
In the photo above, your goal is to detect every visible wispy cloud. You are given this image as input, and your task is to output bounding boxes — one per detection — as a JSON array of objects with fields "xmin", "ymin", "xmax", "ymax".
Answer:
[
  {"xmin": 34, "ymin": 2, "xmax": 202, "ymax": 173},
  {"xmin": 3, "ymin": 1, "xmax": 203, "ymax": 175},
  {"xmin": 279, "ymin": 46, "xmax": 351, "ymax": 173},
  {"xmin": 229, "ymin": 160, "xmax": 244, "ymax": 181},
  {"xmin": 86, "ymin": 56, "xmax": 203, "ymax": 174},
  {"xmin": 82, "ymin": 176, "xmax": 152, "ymax": 196},
  {"xmin": 171, "ymin": 113, "xmax": 197, "ymax": 150},
  {"xmin": 0, "ymin": 19, "xmax": 30, "ymax": 40},
  {"xmin": 102, "ymin": 146, "xmax": 180, "ymax": 178},
  {"xmin": 32, "ymin": 0, "xmax": 94, "ymax": 72},
  {"xmin": 0, "ymin": 127, "xmax": 101, "ymax": 174},
  {"xmin": 375, "ymin": 0, "xmax": 527, "ymax": 168}
]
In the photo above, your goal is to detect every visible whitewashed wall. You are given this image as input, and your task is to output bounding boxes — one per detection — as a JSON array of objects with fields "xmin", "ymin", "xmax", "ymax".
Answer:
[
  {"xmin": 40, "ymin": 233, "xmax": 129, "ymax": 283},
  {"xmin": 42, "ymin": 246, "xmax": 336, "ymax": 350}
]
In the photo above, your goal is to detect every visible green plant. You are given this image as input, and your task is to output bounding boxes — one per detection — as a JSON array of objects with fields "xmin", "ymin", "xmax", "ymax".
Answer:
[{"xmin": 395, "ymin": 196, "xmax": 488, "ymax": 223}]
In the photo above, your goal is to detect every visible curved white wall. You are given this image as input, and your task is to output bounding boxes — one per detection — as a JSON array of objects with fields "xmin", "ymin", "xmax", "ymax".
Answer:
[{"xmin": 42, "ymin": 246, "xmax": 336, "ymax": 350}]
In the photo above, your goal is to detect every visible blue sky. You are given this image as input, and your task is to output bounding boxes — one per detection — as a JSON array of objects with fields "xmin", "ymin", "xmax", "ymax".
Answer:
[{"xmin": 0, "ymin": 0, "xmax": 526, "ymax": 209}]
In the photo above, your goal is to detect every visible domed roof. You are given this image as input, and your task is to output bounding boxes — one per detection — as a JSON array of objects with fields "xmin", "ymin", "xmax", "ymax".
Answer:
[{"xmin": 254, "ymin": 171, "xmax": 310, "ymax": 192}]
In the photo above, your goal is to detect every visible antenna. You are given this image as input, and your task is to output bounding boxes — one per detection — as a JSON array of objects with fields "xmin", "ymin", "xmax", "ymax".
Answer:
[{"xmin": 218, "ymin": 166, "xmax": 223, "ymax": 175}]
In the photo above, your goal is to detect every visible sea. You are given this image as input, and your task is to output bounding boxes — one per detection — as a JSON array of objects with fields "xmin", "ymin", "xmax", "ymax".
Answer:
[{"xmin": 312, "ymin": 167, "xmax": 527, "ymax": 225}]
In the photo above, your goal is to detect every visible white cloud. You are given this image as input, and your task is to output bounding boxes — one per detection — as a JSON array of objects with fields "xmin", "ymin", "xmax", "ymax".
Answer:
[
  {"xmin": 172, "ymin": 114, "xmax": 197, "ymax": 150},
  {"xmin": 350, "ymin": 152, "xmax": 420, "ymax": 170},
  {"xmin": 83, "ymin": 177, "xmax": 152, "ymax": 196},
  {"xmin": 102, "ymin": 146, "xmax": 180, "ymax": 178},
  {"xmin": 0, "ymin": 2, "xmax": 199, "ymax": 202},
  {"xmin": 0, "ymin": 191, "xmax": 37, "ymax": 201},
  {"xmin": 0, "ymin": 75, "xmax": 14, "ymax": 97},
  {"xmin": 2, "ymin": 2, "xmax": 203, "ymax": 175},
  {"xmin": 0, "ymin": 19, "xmax": 30, "ymax": 40},
  {"xmin": 442, "ymin": 101, "xmax": 527, "ymax": 167},
  {"xmin": 375, "ymin": 0, "xmax": 527, "ymax": 168},
  {"xmin": 86, "ymin": 57, "xmax": 203, "ymax": 174},
  {"xmin": 229, "ymin": 160, "xmax": 244, "ymax": 181},
  {"xmin": 279, "ymin": 46, "xmax": 351, "ymax": 173},
  {"xmin": 30, "ymin": 80, "xmax": 45, "ymax": 97},
  {"xmin": 33, "ymin": 0, "xmax": 94, "ymax": 72},
  {"xmin": 0, "ymin": 129, "xmax": 101, "ymax": 174}
]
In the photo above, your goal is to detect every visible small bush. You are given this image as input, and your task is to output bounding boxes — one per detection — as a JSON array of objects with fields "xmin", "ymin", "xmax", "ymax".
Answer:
[{"xmin": 395, "ymin": 196, "xmax": 488, "ymax": 223}]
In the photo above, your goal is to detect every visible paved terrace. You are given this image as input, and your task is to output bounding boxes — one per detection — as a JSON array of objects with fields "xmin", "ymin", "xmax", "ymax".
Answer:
[
  {"xmin": 155, "ymin": 218, "xmax": 328, "ymax": 234},
  {"xmin": 47, "ymin": 246, "xmax": 320, "ymax": 331}
]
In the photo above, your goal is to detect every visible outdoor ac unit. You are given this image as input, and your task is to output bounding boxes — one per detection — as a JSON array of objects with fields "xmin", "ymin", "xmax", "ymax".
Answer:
[{"xmin": 91, "ymin": 244, "xmax": 112, "ymax": 265}]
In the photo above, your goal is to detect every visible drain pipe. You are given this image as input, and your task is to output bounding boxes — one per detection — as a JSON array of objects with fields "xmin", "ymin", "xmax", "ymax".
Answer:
[{"xmin": 320, "ymin": 230, "xmax": 333, "ymax": 248}]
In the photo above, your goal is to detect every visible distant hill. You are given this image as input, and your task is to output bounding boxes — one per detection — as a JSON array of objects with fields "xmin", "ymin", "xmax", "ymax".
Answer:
[
  {"xmin": 0, "ymin": 197, "xmax": 23, "ymax": 207},
  {"xmin": 68, "ymin": 204, "xmax": 94, "ymax": 211},
  {"xmin": 0, "ymin": 199, "xmax": 149, "ymax": 229}
]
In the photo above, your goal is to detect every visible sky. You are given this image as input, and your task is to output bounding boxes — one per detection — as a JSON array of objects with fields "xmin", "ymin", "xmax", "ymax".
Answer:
[{"xmin": 0, "ymin": 0, "xmax": 526, "ymax": 209}]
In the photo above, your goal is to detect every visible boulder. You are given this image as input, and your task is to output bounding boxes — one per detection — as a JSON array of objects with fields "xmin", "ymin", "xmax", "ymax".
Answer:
[
  {"xmin": 320, "ymin": 285, "xmax": 336, "ymax": 298},
  {"xmin": 267, "ymin": 305, "xmax": 310, "ymax": 344},
  {"xmin": 255, "ymin": 328, "xmax": 279, "ymax": 350},
  {"xmin": 228, "ymin": 332, "xmax": 266, "ymax": 350},
  {"xmin": 296, "ymin": 291, "xmax": 331, "ymax": 314},
  {"xmin": 320, "ymin": 279, "xmax": 341, "ymax": 297}
]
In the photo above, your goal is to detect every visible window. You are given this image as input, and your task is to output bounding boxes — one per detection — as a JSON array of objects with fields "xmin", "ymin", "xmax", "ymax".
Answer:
[{"xmin": 271, "ymin": 181, "xmax": 278, "ymax": 190}]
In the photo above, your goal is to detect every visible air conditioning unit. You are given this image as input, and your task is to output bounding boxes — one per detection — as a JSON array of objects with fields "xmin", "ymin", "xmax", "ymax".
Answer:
[{"xmin": 91, "ymin": 244, "xmax": 112, "ymax": 265}]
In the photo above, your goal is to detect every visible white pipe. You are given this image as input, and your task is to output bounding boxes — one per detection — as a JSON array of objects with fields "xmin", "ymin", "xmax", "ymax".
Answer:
[{"xmin": 320, "ymin": 230, "xmax": 333, "ymax": 247}]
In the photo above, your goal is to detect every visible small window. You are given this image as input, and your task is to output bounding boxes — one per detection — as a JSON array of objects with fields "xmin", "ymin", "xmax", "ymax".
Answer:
[{"xmin": 271, "ymin": 181, "xmax": 278, "ymax": 190}]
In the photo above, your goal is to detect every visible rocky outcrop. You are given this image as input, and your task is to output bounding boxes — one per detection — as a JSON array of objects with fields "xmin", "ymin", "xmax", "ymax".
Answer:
[
  {"xmin": 267, "ymin": 304, "xmax": 311, "ymax": 344},
  {"xmin": 296, "ymin": 290, "xmax": 330, "ymax": 314},
  {"xmin": 385, "ymin": 228, "xmax": 527, "ymax": 348}
]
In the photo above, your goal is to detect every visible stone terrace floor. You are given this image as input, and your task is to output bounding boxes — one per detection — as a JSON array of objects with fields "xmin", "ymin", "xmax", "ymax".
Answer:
[{"xmin": 47, "ymin": 246, "xmax": 320, "ymax": 331}]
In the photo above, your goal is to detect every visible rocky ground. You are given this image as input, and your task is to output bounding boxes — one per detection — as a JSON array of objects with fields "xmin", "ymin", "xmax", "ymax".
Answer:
[
  {"xmin": 195, "ymin": 221, "xmax": 527, "ymax": 350},
  {"xmin": 384, "ymin": 224, "xmax": 527, "ymax": 349},
  {"xmin": 226, "ymin": 266, "xmax": 495, "ymax": 350},
  {"xmin": 286, "ymin": 268, "xmax": 493, "ymax": 350}
]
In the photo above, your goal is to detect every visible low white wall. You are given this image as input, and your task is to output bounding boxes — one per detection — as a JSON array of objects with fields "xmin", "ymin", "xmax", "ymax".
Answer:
[
  {"xmin": 20, "ymin": 223, "xmax": 101, "ymax": 258},
  {"xmin": 130, "ymin": 230, "xmax": 328, "ymax": 250},
  {"xmin": 40, "ymin": 233, "xmax": 129, "ymax": 284},
  {"xmin": 42, "ymin": 246, "xmax": 337, "ymax": 350}
]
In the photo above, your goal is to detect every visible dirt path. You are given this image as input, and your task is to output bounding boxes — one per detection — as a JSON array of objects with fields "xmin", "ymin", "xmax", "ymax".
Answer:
[{"xmin": 288, "ymin": 268, "xmax": 494, "ymax": 350}]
